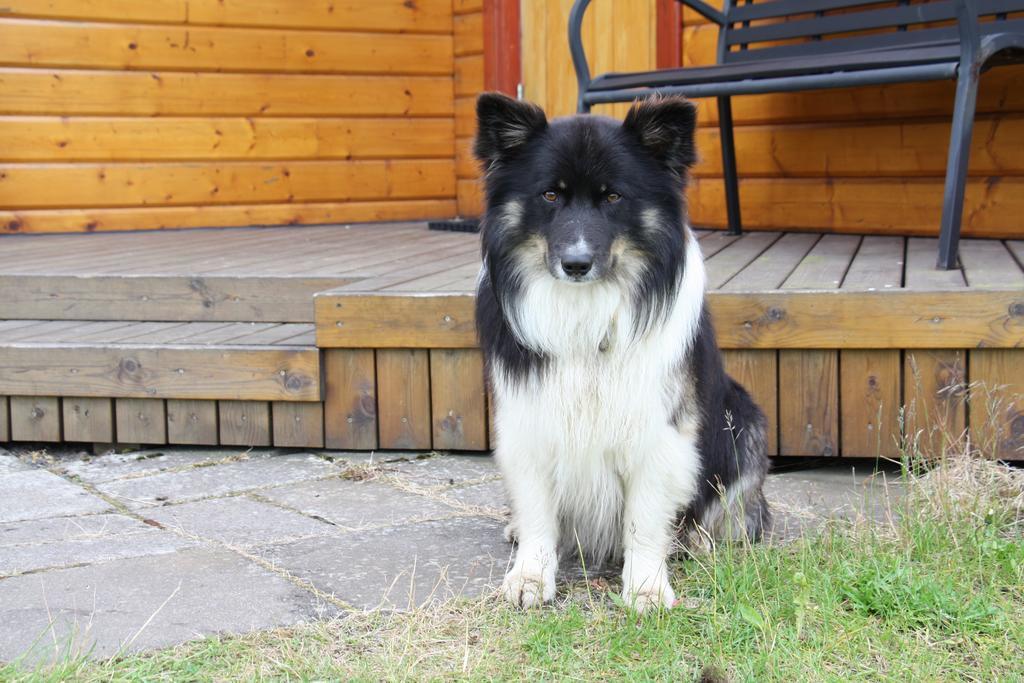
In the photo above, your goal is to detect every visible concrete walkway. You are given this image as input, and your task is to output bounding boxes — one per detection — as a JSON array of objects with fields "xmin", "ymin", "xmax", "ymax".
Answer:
[{"xmin": 0, "ymin": 446, "xmax": 897, "ymax": 664}]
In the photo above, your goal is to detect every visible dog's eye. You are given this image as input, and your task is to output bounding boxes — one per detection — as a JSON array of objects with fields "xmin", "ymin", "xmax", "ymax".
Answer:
[
  {"xmin": 542, "ymin": 190, "xmax": 558, "ymax": 202},
  {"xmin": 606, "ymin": 192, "xmax": 622, "ymax": 204}
]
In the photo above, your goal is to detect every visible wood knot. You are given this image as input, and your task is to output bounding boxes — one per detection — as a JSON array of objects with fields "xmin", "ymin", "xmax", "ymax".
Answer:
[
  {"xmin": 1010, "ymin": 413, "xmax": 1024, "ymax": 441},
  {"xmin": 1009, "ymin": 302, "xmax": 1024, "ymax": 318},
  {"xmin": 282, "ymin": 373, "xmax": 309, "ymax": 393},
  {"xmin": 440, "ymin": 413, "xmax": 462, "ymax": 434},
  {"xmin": 120, "ymin": 358, "xmax": 140, "ymax": 374},
  {"xmin": 766, "ymin": 307, "xmax": 785, "ymax": 322}
]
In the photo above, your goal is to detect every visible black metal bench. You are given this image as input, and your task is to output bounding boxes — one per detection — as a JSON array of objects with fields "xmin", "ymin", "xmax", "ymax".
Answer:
[{"xmin": 569, "ymin": 0, "xmax": 1024, "ymax": 269}]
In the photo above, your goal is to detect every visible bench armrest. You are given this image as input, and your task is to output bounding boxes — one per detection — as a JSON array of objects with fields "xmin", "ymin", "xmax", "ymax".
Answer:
[
  {"xmin": 568, "ymin": 0, "xmax": 594, "ymax": 112},
  {"xmin": 953, "ymin": 0, "xmax": 982, "ymax": 68},
  {"xmin": 570, "ymin": 0, "xmax": 728, "ymax": 112}
]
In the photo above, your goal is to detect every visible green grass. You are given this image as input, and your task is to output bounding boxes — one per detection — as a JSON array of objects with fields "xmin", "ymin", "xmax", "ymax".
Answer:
[{"xmin": 4, "ymin": 457, "xmax": 1022, "ymax": 682}]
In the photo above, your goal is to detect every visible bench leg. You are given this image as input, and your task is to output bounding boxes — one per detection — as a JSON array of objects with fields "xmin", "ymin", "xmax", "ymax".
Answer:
[
  {"xmin": 717, "ymin": 96, "xmax": 742, "ymax": 235},
  {"xmin": 937, "ymin": 68, "xmax": 980, "ymax": 270}
]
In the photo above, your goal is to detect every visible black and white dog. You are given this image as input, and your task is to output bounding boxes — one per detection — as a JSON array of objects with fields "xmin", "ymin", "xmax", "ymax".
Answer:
[{"xmin": 473, "ymin": 93, "xmax": 771, "ymax": 612}]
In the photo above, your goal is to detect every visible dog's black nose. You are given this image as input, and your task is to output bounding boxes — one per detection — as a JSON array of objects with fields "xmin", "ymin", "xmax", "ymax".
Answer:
[{"xmin": 561, "ymin": 257, "xmax": 593, "ymax": 279}]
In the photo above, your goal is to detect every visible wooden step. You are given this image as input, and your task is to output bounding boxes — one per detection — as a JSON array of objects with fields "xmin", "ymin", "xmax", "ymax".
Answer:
[
  {"xmin": 0, "ymin": 222, "xmax": 481, "ymax": 322},
  {"xmin": 0, "ymin": 274, "xmax": 354, "ymax": 323},
  {"xmin": 0, "ymin": 320, "xmax": 320, "ymax": 401},
  {"xmin": 313, "ymin": 288, "xmax": 1024, "ymax": 350}
]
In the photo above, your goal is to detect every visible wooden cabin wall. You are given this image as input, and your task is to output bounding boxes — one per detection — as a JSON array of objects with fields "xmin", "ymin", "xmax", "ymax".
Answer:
[
  {"xmin": 454, "ymin": 0, "xmax": 486, "ymax": 217},
  {"xmin": 521, "ymin": 0, "xmax": 658, "ymax": 119},
  {"xmin": 520, "ymin": 1, "xmax": 1024, "ymax": 239},
  {"xmin": 0, "ymin": 0, "xmax": 458, "ymax": 233}
]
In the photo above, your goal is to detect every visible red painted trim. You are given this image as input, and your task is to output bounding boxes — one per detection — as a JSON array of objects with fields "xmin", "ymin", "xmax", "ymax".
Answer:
[
  {"xmin": 656, "ymin": 0, "xmax": 683, "ymax": 69},
  {"xmin": 483, "ymin": 0, "xmax": 521, "ymax": 95}
]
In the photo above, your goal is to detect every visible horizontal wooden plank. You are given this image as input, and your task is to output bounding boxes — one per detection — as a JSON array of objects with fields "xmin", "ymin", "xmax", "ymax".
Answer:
[
  {"xmin": 693, "ymin": 116, "xmax": 1024, "ymax": 178},
  {"xmin": 711, "ymin": 290, "xmax": 1024, "ymax": 350},
  {"xmin": 456, "ymin": 178, "xmax": 483, "ymax": 217},
  {"xmin": 0, "ymin": 116, "xmax": 455, "ymax": 162},
  {"xmin": 688, "ymin": 177, "xmax": 1024, "ymax": 238},
  {"xmin": 0, "ymin": 159, "xmax": 455, "ymax": 209},
  {"xmin": 316, "ymin": 292, "xmax": 477, "ymax": 348},
  {"xmin": 0, "ymin": 276, "xmax": 351, "ymax": 322},
  {"xmin": 455, "ymin": 53, "xmax": 484, "ymax": 97},
  {"xmin": 455, "ymin": 96, "xmax": 477, "ymax": 137},
  {"xmin": 0, "ymin": 69, "xmax": 453, "ymax": 116},
  {"xmin": 455, "ymin": 137, "xmax": 479, "ymax": 179},
  {"xmin": 454, "ymin": 12, "xmax": 484, "ymax": 55},
  {"xmin": 315, "ymin": 289, "xmax": 1024, "ymax": 350},
  {"xmin": 454, "ymin": 0, "xmax": 483, "ymax": 15},
  {"xmin": 0, "ymin": 344, "xmax": 321, "ymax": 400},
  {"xmin": 0, "ymin": 19, "xmax": 453, "ymax": 75},
  {"xmin": 0, "ymin": 0, "xmax": 453, "ymax": 33},
  {"xmin": 0, "ymin": 198, "xmax": 456, "ymax": 233}
]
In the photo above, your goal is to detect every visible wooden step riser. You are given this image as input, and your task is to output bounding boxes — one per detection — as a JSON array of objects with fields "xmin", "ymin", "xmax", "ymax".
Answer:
[
  {"xmin": 314, "ymin": 289, "xmax": 1024, "ymax": 350},
  {"xmin": 0, "ymin": 396, "xmax": 324, "ymax": 448},
  {"xmin": 0, "ymin": 345, "xmax": 320, "ymax": 401}
]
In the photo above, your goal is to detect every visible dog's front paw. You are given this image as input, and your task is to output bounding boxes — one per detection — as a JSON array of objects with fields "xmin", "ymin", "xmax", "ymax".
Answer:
[
  {"xmin": 622, "ymin": 574, "xmax": 675, "ymax": 613},
  {"xmin": 501, "ymin": 567, "xmax": 555, "ymax": 608}
]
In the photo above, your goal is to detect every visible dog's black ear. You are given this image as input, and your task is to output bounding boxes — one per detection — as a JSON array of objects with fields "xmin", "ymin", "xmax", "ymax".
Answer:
[
  {"xmin": 474, "ymin": 92, "xmax": 548, "ymax": 167},
  {"xmin": 622, "ymin": 96, "xmax": 698, "ymax": 177}
]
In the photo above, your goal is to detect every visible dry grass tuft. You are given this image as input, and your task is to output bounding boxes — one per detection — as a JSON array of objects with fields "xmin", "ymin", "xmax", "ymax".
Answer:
[{"xmin": 912, "ymin": 455, "xmax": 1024, "ymax": 527}]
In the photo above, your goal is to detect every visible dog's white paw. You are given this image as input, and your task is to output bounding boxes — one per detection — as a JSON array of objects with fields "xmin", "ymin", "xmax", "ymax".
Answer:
[
  {"xmin": 622, "ymin": 576, "xmax": 676, "ymax": 613},
  {"xmin": 501, "ymin": 567, "xmax": 554, "ymax": 608},
  {"xmin": 503, "ymin": 521, "xmax": 518, "ymax": 544}
]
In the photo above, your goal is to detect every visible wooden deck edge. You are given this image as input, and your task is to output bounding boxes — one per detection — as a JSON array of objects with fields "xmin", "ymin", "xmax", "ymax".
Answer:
[
  {"xmin": 0, "ymin": 274, "xmax": 358, "ymax": 323},
  {"xmin": 314, "ymin": 289, "xmax": 1024, "ymax": 349},
  {"xmin": 0, "ymin": 343, "xmax": 321, "ymax": 401}
]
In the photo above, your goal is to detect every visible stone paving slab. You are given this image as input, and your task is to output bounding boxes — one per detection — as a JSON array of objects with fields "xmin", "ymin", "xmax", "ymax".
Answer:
[
  {"xmin": 0, "ymin": 547, "xmax": 338, "ymax": 664},
  {"xmin": 0, "ymin": 513, "xmax": 143, "ymax": 547},
  {"xmin": 765, "ymin": 464, "xmax": 900, "ymax": 542},
  {"xmin": 1, "ymin": 516, "xmax": 197, "ymax": 577},
  {"xmin": 443, "ymin": 480, "xmax": 510, "ymax": 513},
  {"xmin": 0, "ymin": 451, "xmax": 31, "ymax": 475},
  {"xmin": 0, "ymin": 470, "xmax": 112, "ymax": 523},
  {"xmin": 258, "ymin": 516, "xmax": 510, "ymax": 609},
  {"xmin": 145, "ymin": 496, "xmax": 335, "ymax": 547},
  {"xmin": 391, "ymin": 454, "xmax": 500, "ymax": 488},
  {"xmin": 258, "ymin": 478, "xmax": 459, "ymax": 530},
  {"xmin": 57, "ymin": 448, "xmax": 257, "ymax": 485},
  {"xmin": 95, "ymin": 453, "xmax": 339, "ymax": 509}
]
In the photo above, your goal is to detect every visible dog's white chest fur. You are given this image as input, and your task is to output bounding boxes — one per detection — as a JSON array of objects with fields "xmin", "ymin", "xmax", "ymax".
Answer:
[{"xmin": 491, "ymin": 232, "xmax": 706, "ymax": 562}]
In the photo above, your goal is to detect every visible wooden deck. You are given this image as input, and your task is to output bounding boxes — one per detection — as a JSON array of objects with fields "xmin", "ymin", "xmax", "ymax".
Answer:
[{"xmin": 1, "ymin": 223, "xmax": 1021, "ymax": 459}]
